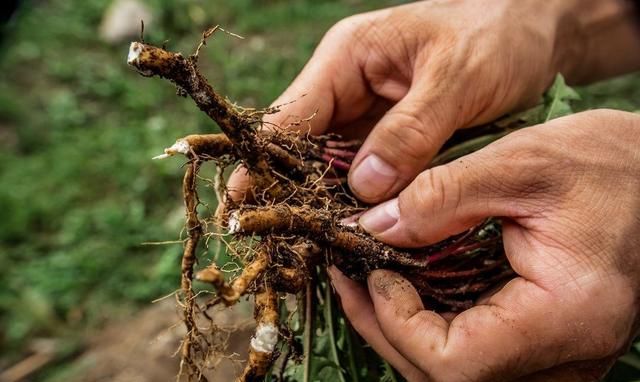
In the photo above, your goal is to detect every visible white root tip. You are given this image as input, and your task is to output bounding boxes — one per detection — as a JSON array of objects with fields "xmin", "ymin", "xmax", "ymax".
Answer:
[
  {"xmin": 227, "ymin": 210, "xmax": 241, "ymax": 234},
  {"xmin": 153, "ymin": 139, "xmax": 191, "ymax": 160},
  {"xmin": 127, "ymin": 42, "xmax": 142, "ymax": 65},
  {"xmin": 127, "ymin": 42, "xmax": 153, "ymax": 76},
  {"xmin": 166, "ymin": 139, "xmax": 190, "ymax": 155},
  {"xmin": 152, "ymin": 153, "xmax": 170, "ymax": 160},
  {"xmin": 250, "ymin": 323, "xmax": 278, "ymax": 353}
]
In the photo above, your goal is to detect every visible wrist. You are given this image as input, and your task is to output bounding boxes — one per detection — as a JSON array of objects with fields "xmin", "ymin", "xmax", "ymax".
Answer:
[{"xmin": 549, "ymin": 0, "xmax": 640, "ymax": 83}]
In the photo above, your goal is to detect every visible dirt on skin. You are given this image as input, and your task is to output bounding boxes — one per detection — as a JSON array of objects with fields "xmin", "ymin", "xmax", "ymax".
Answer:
[{"xmin": 61, "ymin": 299, "xmax": 253, "ymax": 382}]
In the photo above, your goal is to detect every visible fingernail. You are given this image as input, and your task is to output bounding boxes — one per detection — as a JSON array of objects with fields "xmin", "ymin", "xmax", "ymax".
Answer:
[
  {"xmin": 349, "ymin": 154, "xmax": 397, "ymax": 200},
  {"xmin": 338, "ymin": 212, "xmax": 363, "ymax": 228},
  {"xmin": 358, "ymin": 198, "xmax": 400, "ymax": 234}
]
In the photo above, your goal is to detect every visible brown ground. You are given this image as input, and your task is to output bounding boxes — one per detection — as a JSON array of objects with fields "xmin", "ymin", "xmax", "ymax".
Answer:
[{"xmin": 62, "ymin": 299, "xmax": 254, "ymax": 382}]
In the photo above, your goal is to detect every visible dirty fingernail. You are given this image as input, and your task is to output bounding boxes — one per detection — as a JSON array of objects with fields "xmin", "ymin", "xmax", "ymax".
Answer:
[
  {"xmin": 358, "ymin": 198, "xmax": 400, "ymax": 234},
  {"xmin": 338, "ymin": 212, "xmax": 363, "ymax": 228},
  {"xmin": 349, "ymin": 154, "xmax": 397, "ymax": 200}
]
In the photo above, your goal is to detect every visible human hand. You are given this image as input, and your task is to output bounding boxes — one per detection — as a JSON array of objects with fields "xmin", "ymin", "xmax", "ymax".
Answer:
[
  {"xmin": 330, "ymin": 109, "xmax": 640, "ymax": 381},
  {"xmin": 226, "ymin": 0, "xmax": 640, "ymax": 204}
]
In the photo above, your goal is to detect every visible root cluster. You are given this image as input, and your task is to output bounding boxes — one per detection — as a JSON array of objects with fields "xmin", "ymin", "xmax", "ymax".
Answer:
[{"xmin": 128, "ymin": 29, "xmax": 514, "ymax": 382}]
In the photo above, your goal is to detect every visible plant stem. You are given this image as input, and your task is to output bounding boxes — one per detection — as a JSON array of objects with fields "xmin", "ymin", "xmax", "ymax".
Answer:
[
  {"xmin": 381, "ymin": 361, "xmax": 399, "ymax": 382},
  {"xmin": 302, "ymin": 279, "xmax": 315, "ymax": 382},
  {"xmin": 343, "ymin": 324, "xmax": 361, "ymax": 382},
  {"xmin": 325, "ymin": 281, "xmax": 347, "ymax": 382}
]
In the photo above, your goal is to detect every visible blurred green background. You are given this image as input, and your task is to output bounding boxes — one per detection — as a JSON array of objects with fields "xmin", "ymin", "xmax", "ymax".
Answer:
[{"xmin": 0, "ymin": 0, "xmax": 639, "ymax": 381}]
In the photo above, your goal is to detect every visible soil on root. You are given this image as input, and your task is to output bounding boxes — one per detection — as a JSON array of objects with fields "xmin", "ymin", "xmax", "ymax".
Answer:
[{"xmin": 126, "ymin": 28, "xmax": 515, "ymax": 381}]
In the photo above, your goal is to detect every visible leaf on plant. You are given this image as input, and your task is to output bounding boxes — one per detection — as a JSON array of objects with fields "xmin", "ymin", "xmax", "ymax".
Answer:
[
  {"xmin": 543, "ymin": 74, "xmax": 581, "ymax": 122},
  {"xmin": 380, "ymin": 361, "xmax": 399, "ymax": 382}
]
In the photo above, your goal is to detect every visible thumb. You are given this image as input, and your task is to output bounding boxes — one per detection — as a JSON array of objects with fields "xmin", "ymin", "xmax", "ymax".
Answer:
[
  {"xmin": 358, "ymin": 132, "xmax": 554, "ymax": 247},
  {"xmin": 348, "ymin": 77, "xmax": 458, "ymax": 203}
]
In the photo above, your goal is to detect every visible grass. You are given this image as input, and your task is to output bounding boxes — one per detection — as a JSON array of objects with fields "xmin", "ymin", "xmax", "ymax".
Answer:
[
  {"xmin": 0, "ymin": 0, "xmax": 396, "ymax": 377},
  {"xmin": 0, "ymin": 0, "xmax": 638, "ymax": 380}
]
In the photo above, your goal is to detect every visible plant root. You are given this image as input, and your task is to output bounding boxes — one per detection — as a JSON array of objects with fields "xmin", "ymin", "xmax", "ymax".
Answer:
[
  {"xmin": 239, "ymin": 284, "xmax": 279, "ymax": 382},
  {"xmin": 128, "ymin": 30, "xmax": 517, "ymax": 381},
  {"xmin": 196, "ymin": 248, "xmax": 270, "ymax": 306}
]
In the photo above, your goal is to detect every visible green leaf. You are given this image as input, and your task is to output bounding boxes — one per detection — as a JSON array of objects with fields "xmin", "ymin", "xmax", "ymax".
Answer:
[
  {"xmin": 543, "ymin": 74, "xmax": 581, "ymax": 122},
  {"xmin": 284, "ymin": 363, "xmax": 305, "ymax": 381},
  {"xmin": 619, "ymin": 353, "xmax": 640, "ymax": 371},
  {"xmin": 324, "ymin": 282, "xmax": 347, "ymax": 382},
  {"xmin": 380, "ymin": 361, "xmax": 399, "ymax": 382}
]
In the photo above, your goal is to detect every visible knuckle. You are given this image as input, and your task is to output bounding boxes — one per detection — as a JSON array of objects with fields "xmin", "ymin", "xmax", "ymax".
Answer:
[
  {"xmin": 547, "ymin": 108, "xmax": 636, "ymax": 135},
  {"xmin": 399, "ymin": 167, "xmax": 461, "ymax": 243},
  {"xmin": 574, "ymin": 108, "xmax": 626, "ymax": 123},
  {"xmin": 494, "ymin": 128, "xmax": 550, "ymax": 159},
  {"xmin": 415, "ymin": 167, "xmax": 455, "ymax": 212},
  {"xmin": 326, "ymin": 14, "xmax": 369, "ymax": 40},
  {"xmin": 581, "ymin": 108, "xmax": 640, "ymax": 134},
  {"xmin": 377, "ymin": 109, "xmax": 440, "ymax": 167},
  {"xmin": 479, "ymin": 130, "xmax": 561, "ymax": 206},
  {"xmin": 320, "ymin": 14, "xmax": 379, "ymax": 61}
]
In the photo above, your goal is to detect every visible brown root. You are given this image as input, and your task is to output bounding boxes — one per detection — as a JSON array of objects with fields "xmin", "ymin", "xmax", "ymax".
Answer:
[
  {"xmin": 128, "ymin": 30, "xmax": 516, "ymax": 381},
  {"xmin": 196, "ymin": 248, "xmax": 270, "ymax": 306},
  {"xmin": 238, "ymin": 284, "xmax": 279, "ymax": 382},
  {"xmin": 229, "ymin": 205, "xmax": 431, "ymax": 277},
  {"xmin": 179, "ymin": 160, "xmax": 206, "ymax": 380},
  {"xmin": 128, "ymin": 41, "xmax": 284, "ymax": 198}
]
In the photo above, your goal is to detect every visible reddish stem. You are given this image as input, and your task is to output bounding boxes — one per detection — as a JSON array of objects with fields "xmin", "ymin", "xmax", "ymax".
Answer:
[
  {"xmin": 427, "ymin": 238, "xmax": 498, "ymax": 263},
  {"xmin": 325, "ymin": 139, "xmax": 361, "ymax": 149},
  {"xmin": 419, "ymin": 259, "xmax": 507, "ymax": 279},
  {"xmin": 322, "ymin": 147, "xmax": 356, "ymax": 160},
  {"xmin": 321, "ymin": 154, "xmax": 352, "ymax": 171}
]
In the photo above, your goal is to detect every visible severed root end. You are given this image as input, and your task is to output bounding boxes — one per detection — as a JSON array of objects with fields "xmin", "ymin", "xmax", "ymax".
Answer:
[
  {"xmin": 134, "ymin": 28, "xmax": 515, "ymax": 382},
  {"xmin": 154, "ymin": 133, "xmax": 236, "ymax": 160},
  {"xmin": 127, "ymin": 42, "xmax": 148, "ymax": 73},
  {"xmin": 227, "ymin": 210, "xmax": 241, "ymax": 234},
  {"xmin": 250, "ymin": 324, "xmax": 278, "ymax": 354},
  {"xmin": 153, "ymin": 138, "xmax": 191, "ymax": 159},
  {"xmin": 238, "ymin": 286, "xmax": 279, "ymax": 382},
  {"xmin": 127, "ymin": 41, "xmax": 180, "ymax": 78}
]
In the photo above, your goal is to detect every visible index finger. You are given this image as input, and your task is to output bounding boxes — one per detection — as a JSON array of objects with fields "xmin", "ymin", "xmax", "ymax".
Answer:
[
  {"xmin": 225, "ymin": 19, "xmax": 372, "ymax": 207},
  {"xmin": 262, "ymin": 16, "xmax": 374, "ymax": 135}
]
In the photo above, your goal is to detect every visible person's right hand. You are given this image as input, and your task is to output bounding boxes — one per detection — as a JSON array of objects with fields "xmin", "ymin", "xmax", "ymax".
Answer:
[
  {"xmin": 226, "ymin": 0, "xmax": 640, "ymax": 204},
  {"xmin": 330, "ymin": 109, "xmax": 640, "ymax": 381}
]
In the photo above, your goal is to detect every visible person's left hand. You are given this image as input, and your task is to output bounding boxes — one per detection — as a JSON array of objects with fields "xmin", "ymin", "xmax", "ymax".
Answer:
[{"xmin": 330, "ymin": 109, "xmax": 640, "ymax": 381}]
